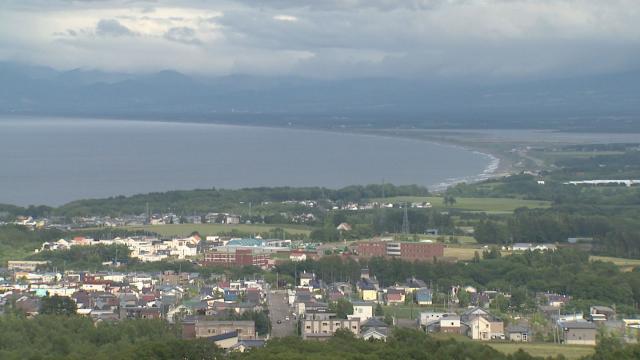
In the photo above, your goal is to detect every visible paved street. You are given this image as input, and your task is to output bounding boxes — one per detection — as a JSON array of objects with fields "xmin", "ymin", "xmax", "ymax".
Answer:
[{"xmin": 267, "ymin": 288, "xmax": 296, "ymax": 338}]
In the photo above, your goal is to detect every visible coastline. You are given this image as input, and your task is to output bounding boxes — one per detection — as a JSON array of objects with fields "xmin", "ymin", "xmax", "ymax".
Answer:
[
  {"xmin": 0, "ymin": 115, "xmax": 514, "ymax": 196},
  {"xmin": 326, "ymin": 127, "xmax": 515, "ymax": 192}
]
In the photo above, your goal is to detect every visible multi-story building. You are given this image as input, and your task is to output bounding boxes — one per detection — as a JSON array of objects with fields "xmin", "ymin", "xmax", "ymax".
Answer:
[
  {"xmin": 357, "ymin": 241, "xmax": 444, "ymax": 261},
  {"xmin": 182, "ymin": 318, "xmax": 256, "ymax": 340},
  {"xmin": 202, "ymin": 248, "xmax": 270, "ymax": 268},
  {"xmin": 349, "ymin": 301, "xmax": 375, "ymax": 323},
  {"xmin": 302, "ymin": 310, "xmax": 360, "ymax": 340}
]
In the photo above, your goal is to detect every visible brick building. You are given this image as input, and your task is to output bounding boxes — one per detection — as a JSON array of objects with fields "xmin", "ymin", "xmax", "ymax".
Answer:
[
  {"xmin": 203, "ymin": 248, "xmax": 270, "ymax": 268},
  {"xmin": 357, "ymin": 241, "xmax": 444, "ymax": 261}
]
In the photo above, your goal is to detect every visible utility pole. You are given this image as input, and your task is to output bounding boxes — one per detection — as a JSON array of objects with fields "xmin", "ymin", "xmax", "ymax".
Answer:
[{"xmin": 402, "ymin": 203, "xmax": 410, "ymax": 235}]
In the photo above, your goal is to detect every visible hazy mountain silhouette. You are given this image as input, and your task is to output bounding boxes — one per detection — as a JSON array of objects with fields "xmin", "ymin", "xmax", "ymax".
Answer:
[{"xmin": 1, "ymin": 61, "xmax": 639, "ymax": 131}]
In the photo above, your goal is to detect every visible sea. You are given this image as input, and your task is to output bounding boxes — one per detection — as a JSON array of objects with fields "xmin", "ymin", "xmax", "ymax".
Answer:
[{"xmin": 0, "ymin": 117, "xmax": 495, "ymax": 206}]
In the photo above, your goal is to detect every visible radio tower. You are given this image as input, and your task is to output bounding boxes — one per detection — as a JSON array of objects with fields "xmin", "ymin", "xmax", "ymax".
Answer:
[{"xmin": 402, "ymin": 203, "xmax": 410, "ymax": 235}]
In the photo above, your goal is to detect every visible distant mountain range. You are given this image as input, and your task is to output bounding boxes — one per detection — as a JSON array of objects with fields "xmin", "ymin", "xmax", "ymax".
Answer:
[{"xmin": 1, "ymin": 61, "xmax": 640, "ymax": 131}]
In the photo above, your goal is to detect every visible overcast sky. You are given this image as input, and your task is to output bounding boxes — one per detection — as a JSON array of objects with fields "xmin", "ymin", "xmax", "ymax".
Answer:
[{"xmin": 1, "ymin": 0, "xmax": 640, "ymax": 80}]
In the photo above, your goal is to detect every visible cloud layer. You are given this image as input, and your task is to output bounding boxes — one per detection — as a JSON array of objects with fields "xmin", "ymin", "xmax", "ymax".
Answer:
[{"xmin": 1, "ymin": 0, "xmax": 639, "ymax": 80}]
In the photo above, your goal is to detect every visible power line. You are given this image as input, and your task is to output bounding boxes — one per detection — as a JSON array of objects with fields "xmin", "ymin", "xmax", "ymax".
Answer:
[{"xmin": 402, "ymin": 203, "xmax": 410, "ymax": 235}]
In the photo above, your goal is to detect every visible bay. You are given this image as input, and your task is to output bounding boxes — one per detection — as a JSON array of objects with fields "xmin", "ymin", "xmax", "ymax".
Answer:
[{"xmin": 0, "ymin": 117, "xmax": 492, "ymax": 206}]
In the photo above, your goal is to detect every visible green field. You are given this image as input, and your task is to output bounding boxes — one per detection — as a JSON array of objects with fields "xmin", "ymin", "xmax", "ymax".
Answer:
[
  {"xmin": 119, "ymin": 223, "xmax": 313, "ymax": 237},
  {"xmin": 444, "ymin": 246, "xmax": 482, "ymax": 260},
  {"xmin": 590, "ymin": 255, "xmax": 640, "ymax": 272},
  {"xmin": 373, "ymin": 196, "xmax": 550, "ymax": 213},
  {"xmin": 444, "ymin": 245, "xmax": 510, "ymax": 260},
  {"xmin": 429, "ymin": 334, "xmax": 594, "ymax": 359},
  {"xmin": 382, "ymin": 304, "xmax": 447, "ymax": 319},
  {"xmin": 488, "ymin": 342, "xmax": 595, "ymax": 359}
]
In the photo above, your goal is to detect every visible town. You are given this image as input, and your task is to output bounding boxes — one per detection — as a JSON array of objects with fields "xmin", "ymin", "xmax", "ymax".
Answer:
[
  {"xmin": 1, "ymin": 148, "xmax": 640, "ymax": 359},
  {"xmin": 0, "ymin": 223, "xmax": 634, "ymax": 356}
]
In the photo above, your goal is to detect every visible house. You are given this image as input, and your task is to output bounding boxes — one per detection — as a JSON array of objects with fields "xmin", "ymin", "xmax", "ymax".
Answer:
[
  {"xmin": 349, "ymin": 301, "xmax": 375, "ymax": 323},
  {"xmin": 590, "ymin": 306, "xmax": 615, "ymax": 321},
  {"xmin": 506, "ymin": 325, "xmax": 530, "ymax": 342},
  {"xmin": 440, "ymin": 315, "xmax": 463, "ymax": 334},
  {"xmin": 357, "ymin": 278, "xmax": 378, "ymax": 302},
  {"xmin": 545, "ymin": 293, "xmax": 571, "ymax": 308},
  {"xmin": 462, "ymin": 307, "xmax": 504, "ymax": 341},
  {"xmin": 327, "ymin": 288, "xmax": 345, "ymax": 302},
  {"xmin": 208, "ymin": 330, "xmax": 239, "ymax": 349},
  {"xmin": 229, "ymin": 339, "xmax": 266, "ymax": 352},
  {"xmin": 415, "ymin": 288, "xmax": 432, "ymax": 305},
  {"xmin": 467, "ymin": 315, "xmax": 504, "ymax": 341},
  {"xmin": 122, "ymin": 307, "xmax": 161, "ymax": 320},
  {"xmin": 359, "ymin": 317, "xmax": 389, "ymax": 341},
  {"xmin": 299, "ymin": 272, "xmax": 315, "ymax": 287},
  {"xmin": 558, "ymin": 321, "xmax": 597, "ymax": 345},
  {"xmin": 422, "ymin": 313, "xmax": 464, "ymax": 334},
  {"xmin": 420, "ymin": 312, "xmax": 451, "ymax": 327},
  {"xmin": 404, "ymin": 277, "xmax": 427, "ymax": 293},
  {"xmin": 360, "ymin": 327, "xmax": 388, "ymax": 341},
  {"xmin": 225, "ymin": 215, "xmax": 241, "ymax": 224},
  {"xmin": 386, "ymin": 288, "xmax": 405, "ymax": 305}
]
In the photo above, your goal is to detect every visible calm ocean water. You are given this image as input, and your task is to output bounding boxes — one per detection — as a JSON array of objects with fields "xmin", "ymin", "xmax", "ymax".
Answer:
[{"xmin": 0, "ymin": 117, "xmax": 493, "ymax": 206}]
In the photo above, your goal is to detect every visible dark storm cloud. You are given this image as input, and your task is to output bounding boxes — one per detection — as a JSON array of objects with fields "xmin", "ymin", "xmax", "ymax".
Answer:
[{"xmin": 1, "ymin": 0, "xmax": 639, "ymax": 79}]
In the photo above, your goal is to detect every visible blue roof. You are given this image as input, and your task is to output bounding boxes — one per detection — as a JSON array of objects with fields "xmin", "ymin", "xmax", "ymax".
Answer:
[
  {"xmin": 416, "ymin": 288, "xmax": 432, "ymax": 301},
  {"xmin": 224, "ymin": 293, "xmax": 238, "ymax": 301},
  {"xmin": 227, "ymin": 239, "xmax": 266, "ymax": 247}
]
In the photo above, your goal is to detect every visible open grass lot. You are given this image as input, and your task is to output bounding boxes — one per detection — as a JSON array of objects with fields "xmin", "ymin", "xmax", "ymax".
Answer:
[
  {"xmin": 590, "ymin": 255, "xmax": 640, "ymax": 272},
  {"xmin": 488, "ymin": 342, "xmax": 595, "ymax": 360},
  {"xmin": 373, "ymin": 196, "xmax": 550, "ymax": 213},
  {"xmin": 444, "ymin": 245, "xmax": 509, "ymax": 261},
  {"xmin": 118, "ymin": 223, "xmax": 313, "ymax": 237},
  {"xmin": 429, "ymin": 334, "xmax": 594, "ymax": 359},
  {"xmin": 444, "ymin": 246, "xmax": 481, "ymax": 261}
]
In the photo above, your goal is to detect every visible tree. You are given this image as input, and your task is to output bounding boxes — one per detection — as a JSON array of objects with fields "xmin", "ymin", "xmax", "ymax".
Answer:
[
  {"xmin": 39, "ymin": 295, "xmax": 77, "ymax": 316},
  {"xmin": 443, "ymin": 195, "xmax": 457, "ymax": 207},
  {"xmin": 330, "ymin": 299, "xmax": 354, "ymax": 319},
  {"xmin": 374, "ymin": 303, "xmax": 384, "ymax": 316},
  {"xmin": 457, "ymin": 290, "xmax": 471, "ymax": 308}
]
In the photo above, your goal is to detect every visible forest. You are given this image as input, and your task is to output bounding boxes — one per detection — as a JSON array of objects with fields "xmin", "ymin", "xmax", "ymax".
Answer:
[{"xmin": 1, "ymin": 314, "xmax": 640, "ymax": 360}]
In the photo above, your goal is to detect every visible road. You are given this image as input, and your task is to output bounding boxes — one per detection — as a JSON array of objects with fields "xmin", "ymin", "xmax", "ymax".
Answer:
[{"xmin": 267, "ymin": 288, "xmax": 296, "ymax": 338}]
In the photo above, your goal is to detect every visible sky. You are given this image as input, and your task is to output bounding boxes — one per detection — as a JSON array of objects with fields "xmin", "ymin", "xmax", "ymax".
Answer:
[{"xmin": 1, "ymin": 0, "xmax": 640, "ymax": 80}]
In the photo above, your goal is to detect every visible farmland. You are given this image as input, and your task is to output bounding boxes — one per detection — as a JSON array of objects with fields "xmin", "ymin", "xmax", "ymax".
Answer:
[
  {"xmin": 117, "ymin": 223, "xmax": 313, "ymax": 237},
  {"xmin": 373, "ymin": 196, "xmax": 550, "ymax": 213}
]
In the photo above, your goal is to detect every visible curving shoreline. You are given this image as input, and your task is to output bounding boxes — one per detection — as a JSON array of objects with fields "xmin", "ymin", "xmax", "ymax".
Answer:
[{"xmin": 0, "ymin": 117, "xmax": 493, "ymax": 205}]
